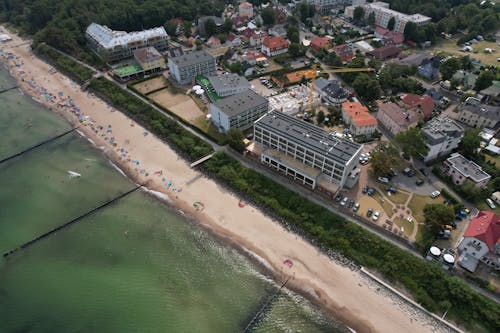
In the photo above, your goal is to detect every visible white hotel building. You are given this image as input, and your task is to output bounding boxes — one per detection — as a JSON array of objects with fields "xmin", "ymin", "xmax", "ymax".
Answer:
[{"xmin": 254, "ymin": 111, "xmax": 363, "ymax": 190}]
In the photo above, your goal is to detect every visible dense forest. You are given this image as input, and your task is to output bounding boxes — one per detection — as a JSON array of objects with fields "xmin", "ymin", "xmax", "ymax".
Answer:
[{"xmin": 0, "ymin": 0, "xmax": 226, "ymax": 58}]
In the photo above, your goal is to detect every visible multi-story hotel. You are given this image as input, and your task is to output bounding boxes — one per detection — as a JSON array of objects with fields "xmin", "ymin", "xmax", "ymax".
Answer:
[
  {"xmin": 254, "ymin": 111, "xmax": 363, "ymax": 190},
  {"xmin": 168, "ymin": 50, "xmax": 216, "ymax": 85},
  {"xmin": 86, "ymin": 23, "xmax": 168, "ymax": 63}
]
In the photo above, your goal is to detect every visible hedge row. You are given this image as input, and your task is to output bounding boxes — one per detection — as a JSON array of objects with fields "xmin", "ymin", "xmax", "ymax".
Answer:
[
  {"xmin": 201, "ymin": 152, "xmax": 500, "ymax": 332},
  {"xmin": 88, "ymin": 77, "xmax": 213, "ymax": 162},
  {"xmin": 34, "ymin": 44, "xmax": 94, "ymax": 84}
]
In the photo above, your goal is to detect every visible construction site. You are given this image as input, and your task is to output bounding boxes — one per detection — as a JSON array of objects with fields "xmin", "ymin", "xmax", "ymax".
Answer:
[{"xmin": 268, "ymin": 85, "xmax": 320, "ymax": 115}]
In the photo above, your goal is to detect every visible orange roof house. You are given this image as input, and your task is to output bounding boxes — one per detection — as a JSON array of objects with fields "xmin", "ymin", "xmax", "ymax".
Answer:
[
  {"xmin": 341, "ymin": 101, "xmax": 377, "ymax": 136},
  {"xmin": 261, "ymin": 36, "xmax": 289, "ymax": 57},
  {"xmin": 400, "ymin": 93, "xmax": 435, "ymax": 119},
  {"xmin": 310, "ymin": 36, "xmax": 331, "ymax": 52}
]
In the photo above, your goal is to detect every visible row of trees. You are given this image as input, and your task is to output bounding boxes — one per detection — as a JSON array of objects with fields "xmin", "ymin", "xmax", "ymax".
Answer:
[{"xmin": 201, "ymin": 151, "xmax": 500, "ymax": 332}]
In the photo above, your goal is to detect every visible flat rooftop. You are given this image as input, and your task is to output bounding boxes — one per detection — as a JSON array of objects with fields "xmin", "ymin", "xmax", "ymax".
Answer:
[
  {"xmin": 169, "ymin": 50, "xmax": 215, "ymax": 68},
  {"xmin": 86, "ymin": 23, "xmax": 167, "ymax": 49},
  {"xmin": 207, "ymin": 74, "xmax": 249, "ymax": 93},
  {"xmin": 446, "ymin": 153, "xmax": 491, "ymax": 183},
  {"xmin": 422, "ymin": 117, "xmax": 463, "ymax": 144},
  {"xmin": 213, "ymin": 89, "xmax": 268, "ymax": 117},
  {"xmin": 255, "ymin": 111, "xmax": 362, "ymax": 165}
]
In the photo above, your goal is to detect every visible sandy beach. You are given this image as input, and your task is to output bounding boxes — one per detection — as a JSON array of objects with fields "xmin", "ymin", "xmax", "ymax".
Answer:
[{"xmin": 1, "ymin": 27, "xmax": 461, "ymax": 333}]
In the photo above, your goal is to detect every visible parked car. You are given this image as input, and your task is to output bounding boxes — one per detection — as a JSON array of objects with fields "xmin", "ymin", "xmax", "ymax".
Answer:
[
  {"xmin": 403, "ymin": 168, "xmax": 415, "ymax": 177},
  {"xmin": 378, "ymin": 176, "xmax": 390, "ymax": 184},
  {"xmin": 415, "ymin": 179, "xmax": 424, "ymax": 186},
  {"xmin": 335, "ymin": 195, "xmax": 342, "ymax": 202},
  {"xmin": 386, "ymin": 186, "xmax": 397, "ymax": 194},
  {"xmin": 486, "ymin": 198, "xmax": 496, "ymax": 209},
  {"xmin": 367, "ymin": 188, "xmax": 376, "ymax": 196},
  {"xmin": 340, "ymin": 197, "xmax": 348, "ymax": 206},
  {"xmin": 443, "ymin": 225, "xmax": 453, "ymax": 230},
  {"xmin": 419, "ymin": 167, "xmax": 429, "ymax": 176},
  {"xmin": 353, "ymin": 203, "xmax": 360, "ymax": 212},
  {"xmin": 348, "ymin": 200, "xmax": 355, "ymax": 208},
  {"xmin": 366, "ymin": 208, "xmax": 373, "ymax": 217},
  {"xmin": 430, "ymin": 190, "xmax": 441, "ymax": 198},
  {"xmin": 450, "ymin": 221, "xmax": 457, "ymax": 229},
  {"xmin": 390, "ymin": 168, "xmax": 398, "ymax": 177},
  {"xmin": 362, "ymin": 186, "xmax": 369, "ymax": 194},
  {"xmin": 372, "ymin": 211, "xmax": 380, "ymax": 221},
  {"xmin": 436, "ymin": 232, "xmax": 450, "ymax": 240}
]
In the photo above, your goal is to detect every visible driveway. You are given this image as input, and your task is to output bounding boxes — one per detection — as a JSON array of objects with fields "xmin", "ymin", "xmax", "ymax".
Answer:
[{"xmin": 390, "ymin": 174, "xmax": 437, "ymax": 196}]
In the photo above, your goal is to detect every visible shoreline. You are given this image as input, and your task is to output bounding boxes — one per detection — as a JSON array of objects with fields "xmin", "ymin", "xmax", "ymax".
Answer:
[{"xmin": 0, "ymin": 27, "xmax": 461, "ymax": 333}]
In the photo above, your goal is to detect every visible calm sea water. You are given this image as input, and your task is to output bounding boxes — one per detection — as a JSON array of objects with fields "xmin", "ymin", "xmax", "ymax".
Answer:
[{"xmin": 0, "ymin": 68, "xmax": 347, "ymax": 333}]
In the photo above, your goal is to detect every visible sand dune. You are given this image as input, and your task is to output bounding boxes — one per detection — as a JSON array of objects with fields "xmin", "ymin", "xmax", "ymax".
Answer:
[{"xmin": 0, "ymin": 26, "xmax": 460, "ymax": 333}]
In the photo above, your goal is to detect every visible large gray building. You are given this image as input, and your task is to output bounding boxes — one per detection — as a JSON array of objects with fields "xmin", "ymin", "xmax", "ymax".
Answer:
[
  {"xmin": 207, "ymin": 74, "xmax": 250, "ymax": 97},
  {"xmin": 421, "ymin": 117, "xmax": 464, "ymax": 162},
  {"xmin": 85, "ymin": 23, "xmax": 168, "ymax": 63},
  {"xmin": 254, "ymin": 111, "xmax": 363, "ymax": 190},
  {"xmin": 168, "ymin": 50, "xmax": 216, "ymax": 85},
  {"xmin": 210, "ymin": 89, "xmax": 268, "ymax": 133}
]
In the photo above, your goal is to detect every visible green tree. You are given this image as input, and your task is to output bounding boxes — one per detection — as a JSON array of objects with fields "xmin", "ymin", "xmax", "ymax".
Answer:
[
  {"xmin": 183, "ymin": 21, "xmax": 192, "ymax": 37},
  {"xmin": 288, "ymin": 43, "xmax": 305, "ymax": 58},
  {"xmin": 204, "ymin": 18, "xmax": 217, "ymax": 37},
  {"xmin": 367, "ymin": 12, "xmax": 375, "ymax": 26},
  {"xmin": 423, "ymin": 204, "xmax": 454, "ymax": 232},
  {"xmin": 227, "ymin": 128, "xmax": 245, "ymax": 152},
  {"xmin": 439, "ymin": 57, "xmax": 461, "ymax": 80},
  {"xmin": 352, "ymin": 74, "xmax": 381, "ymax": 102},
  {"xmin": 261, "ymin": 8, "xmax": 276, "ymax": 26},
  {"xmin": 353, "ymin": 6, "xmax": 365, "ymax": 23},
  {"xmin": 474, "ymin": 70, "xmax": 495, "ymax": 91},
  {"xmin": 370, "ymin": 150, "xmax": 393, "ymax": 177},
  {"xmin": 223, "ymin": 17, "xmax": 233, "ymax": 33},
  {"xmin": 316, "ymin": 110, "xmax": 325, "ymax": 125},
  {"xmin": 287, "ymin": 25, "xmax": 300, "ymax": 44},
  {"xmin": 228, "ymin": 61, "xmax": 242, "ymax": 74},
  {"xmin": 299, "ymin": 2, "xmax": 315, "ymax": 24},
  {"xmin": 325, "ymin": 51, "xmax": 342, "ymax": 67},
  {"xmin": 404, "ymin": 22, "xmax": 418, "ymax": 41},
  {"xmin": 165, "ymin": 20, "xmax": 178, "ymax": 36},
  {"xmin": 395, "ymin": 128, "xmax": 429, "ymax": 158},
  {"xmin": 459, "ymin": 128, "xmax": 481, "ymax": 158},
  {"xmin": 387, "ymin": 17, "xmax": 396, "ymax": 31}
]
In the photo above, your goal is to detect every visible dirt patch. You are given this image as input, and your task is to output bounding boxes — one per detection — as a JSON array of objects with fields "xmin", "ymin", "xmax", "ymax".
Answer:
[
  {"xmin": 133, "ymin": 76, "xmax": 168, "ymax": 95},
  {"xmin": 432, "ymin": 39, "xmax": 500, "ymax": 67},
  {"xmin": 149, "ymin": 89, "xmax": 204, "ymax": 121}
]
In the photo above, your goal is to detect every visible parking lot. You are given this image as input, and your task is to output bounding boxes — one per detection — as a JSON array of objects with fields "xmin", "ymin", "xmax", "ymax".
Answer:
[{"xmin": 250, "ymin": 77, "xmax": 277, "ymax": 97}]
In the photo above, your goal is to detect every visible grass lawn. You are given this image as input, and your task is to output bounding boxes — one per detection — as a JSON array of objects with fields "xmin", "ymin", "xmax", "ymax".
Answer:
[
  {"xmin": 431, "ymin": 39, "xmax": 500, "ymax": 67},
  {"xmin": 408, "ymin": 194, "xmax": 445, "ymax": 224},
  {"xmin": 373, "ymin": 191, "xmax": 395, "ymax": 217},
  {"xmin": 376, "ymin": 185, "xmax": 410, "ymax": 205},
  {"xmin": 192, "ymin": 116, "xmax": 227, "ymax": 144},
  {"xmin": 393, "ymin": 216, "xmax": 415, "ymax": 238},
  {"xmin": 485, "ymin": 154, "xmax": 500, "ymax": 167}
]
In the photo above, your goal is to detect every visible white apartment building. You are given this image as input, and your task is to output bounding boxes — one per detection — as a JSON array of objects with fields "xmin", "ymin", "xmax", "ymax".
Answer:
[
  {"xmin": 210, "ymin": 89, "xmax": 268, "ymax": 133},
  {"xmin": 345, "ymin": 1, "xmax": 431, "ymax": 34},
  {"xmin": 443, "ymin": 153, "xmax": 491, "ymax": 188},
  {"xmin": 421, "ymin": 117, "xmax": 464, "ymax": 162},
  {"xmin": 168, "ymin": 50, "xmax": 216, "ymax": 85},
  {"xmin": 207, "ymin": 74, "xmax": 250, "ymax": 97},
  {"xmin": 254, "ymin": 111, "xmax": 363, "ymax": 189}
]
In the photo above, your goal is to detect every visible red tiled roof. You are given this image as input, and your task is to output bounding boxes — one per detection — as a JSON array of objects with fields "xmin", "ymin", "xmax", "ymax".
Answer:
[
  {"xmin": 367, "ymin": 46, "xmax": 401, "ymax": 59},
  {"xmin": 342, "ymin": 102, "xmax": 376, "ymax": 127},
  {"xmin": 310, "ymin": 36, "xmax": 331, "ymax": 51},
  {"xmin": 377, "ymin": 101, "xmax": 420, "ymax": 125},
  {"xmin": 332, "ymin": 44, "xmax": 354, "ymax": 62},
  {"xmin": 239, "ymin": 1, "xmax": 252, "ymax": 7},
  {"xmin": 375, "ymin": 27, "xmax": 390, "ymax": 36},
  {"xmin": 342, "ymin": 101, "xmax": 368, "ymax": 114},
  {"xmin": 400, "ymin": 94, "xmax": 435, "ymax": 119},
  {"xmin": 464, "ymin": 211, "xmax": 500, "ymax": 251},
  {"xmin": 262, "ymin": 36, "xmax": 289, "ymax": 50}
]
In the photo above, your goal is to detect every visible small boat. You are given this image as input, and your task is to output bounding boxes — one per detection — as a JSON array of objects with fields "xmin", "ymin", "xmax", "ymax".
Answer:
[{"xmin": 67, "ymin": 171, "xmax": 81, "ymax": 178}]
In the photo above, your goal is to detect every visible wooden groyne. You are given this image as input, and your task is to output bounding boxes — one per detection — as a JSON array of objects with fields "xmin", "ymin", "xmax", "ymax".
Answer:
[
  {"xmin": 0, "ymin": 127, "xmax": 78, "ymax": 164},
  {"xmin": 0, "ymin": 85, "xmax": 18, "ymax": 94},
  {"xmin": 241, "ymin": 277, "xmax": 290, "ymax": 333},
  {"xmin": 3, "ymin": 185, "xmax": 143, "ymax": 258}
]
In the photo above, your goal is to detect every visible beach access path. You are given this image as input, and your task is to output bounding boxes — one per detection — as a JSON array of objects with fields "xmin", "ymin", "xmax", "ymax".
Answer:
[{"xmin": 1, "ymin": 27, "xmax": 461, "ymax": 333}]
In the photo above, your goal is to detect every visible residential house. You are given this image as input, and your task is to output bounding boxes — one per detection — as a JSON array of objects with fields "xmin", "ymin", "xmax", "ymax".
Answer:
[
  {"xmin": 418, "ymin": 56, "xmax": 440, "ymax": 81},
  {"xmin": 314, "ymin": 78, "xmax": 349, "ymax": 105},
  {"xmin": 366, "ymin": 45, "xmax": 401, "ymax": 60},
  {"xmin": 400, "ymin": 93, "xmax": 435, "ymax": 120},
  {"xmin": 206, "ymin": 36, "xmax": 221, "ymax": 48},
  {"xmin": 227, "ymin": 33, "xmax": 242, "ymax": 47},
  {"xmin": 374, "ymin": 27, "xmax": 404, "ymax": 45},
  {"xmin": 443, "ymin": 153, "xmax": 491, "ymax": 188},
  {"xmin": 341, "ymin": 101, "xmax": 378, "ymax": 137},
  {"xmin": 458, "ymin": 211, "xmax": 500, "ymax": 272},
  {"xmin": 133, "ymin": 47, "xmax": 166, "ymax": 72},
  {"xmin": 331, "ymin": 44, "xmax": 354, "ymax": 62},
  {"xmin": 457, "ymin": 97, "xmax": 500, "ymax": 129},
  {"xmin": 210, "ymin": 89, "xmax": 268, "ymax": 133},
  {"xmin": 198, "ymin": 16, "xmax": 224, "ymax": 36},
  {"xmin": 480, "ymin": 80, "xmax": 500, "ymax": 103},
  {"xmin": 262, "ymin": 36, "xmax": 289, "ymax": 57},
  {"xmin": 421, "ymin": 117, "xmax": 464, "ymax": 162},
  {"xmin": 269, "ymin": 25, "xmax": 287, "ymax": 37},
  {"xmin": 250, "ymin": 31, "xmax": 269, "ymax": 47},
  {"xmin": 310, "ymin": 36, "xmax": 331, "ymax": 52},
  {"xmin": 452, "ymin": 70, "xmax": 478, "ymax": 90},
  {"xmin": 253, "ymin": 111, "xmax": 363, "ymax": 189},
  {"xmin": 376, "ymin": 101, "xmax": 420, "ymax": 136},
  {"xmin": 239, "ymin": 1, "xmax": 254, "ymax": 18},
  {"xmin": 396, "ymin": 53, "xmax": 430, "ymax": 67}
]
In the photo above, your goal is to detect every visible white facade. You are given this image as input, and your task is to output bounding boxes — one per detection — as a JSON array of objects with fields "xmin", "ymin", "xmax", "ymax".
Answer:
[
  {"xmin": 168, "ymin": 51, "xmax": 216, "ymax": 85},
  {"xmin": 421, "ymin": 117, "xmax": 464, "ymax": 162},
  {"xmin": 261, "ymin": 44, "xmax": 288, "ymax": 57}
]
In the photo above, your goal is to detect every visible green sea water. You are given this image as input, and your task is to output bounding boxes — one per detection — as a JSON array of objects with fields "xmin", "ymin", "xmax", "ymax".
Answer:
[{"xmin": 0, "ymin": 68, "xmax": 347, "ymax": 333}]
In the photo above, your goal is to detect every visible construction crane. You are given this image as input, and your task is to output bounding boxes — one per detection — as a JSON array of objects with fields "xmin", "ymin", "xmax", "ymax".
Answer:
[{"xmin": 308, "ymin": 63, "xmax": 374, "ymax": 111}]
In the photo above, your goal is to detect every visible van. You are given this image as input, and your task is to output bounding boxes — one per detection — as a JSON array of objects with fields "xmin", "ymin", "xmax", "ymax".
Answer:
[
  {"xmin": 486, "ymin": 198, "xmax": 496, "ymax": 209},
  {"xmin": 378, "ymin": 176, "xmax": 389, "ymax": 184}
]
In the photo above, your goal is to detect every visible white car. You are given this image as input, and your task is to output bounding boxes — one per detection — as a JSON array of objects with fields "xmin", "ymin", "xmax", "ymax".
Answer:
[
  {"xmin": 486, "ymin": 198, "xmax": 496, "ymax": 209},
  {"xmin": 430, "ymin": 190, "xmax": 441, "ymax": 199},
  {"xmin": 340, "ymin": 197, "xmax": 348, "ymax": 206},
  {"xmin": 372, "ymin": 211, "xmax": 380, "ymax": 221}
]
